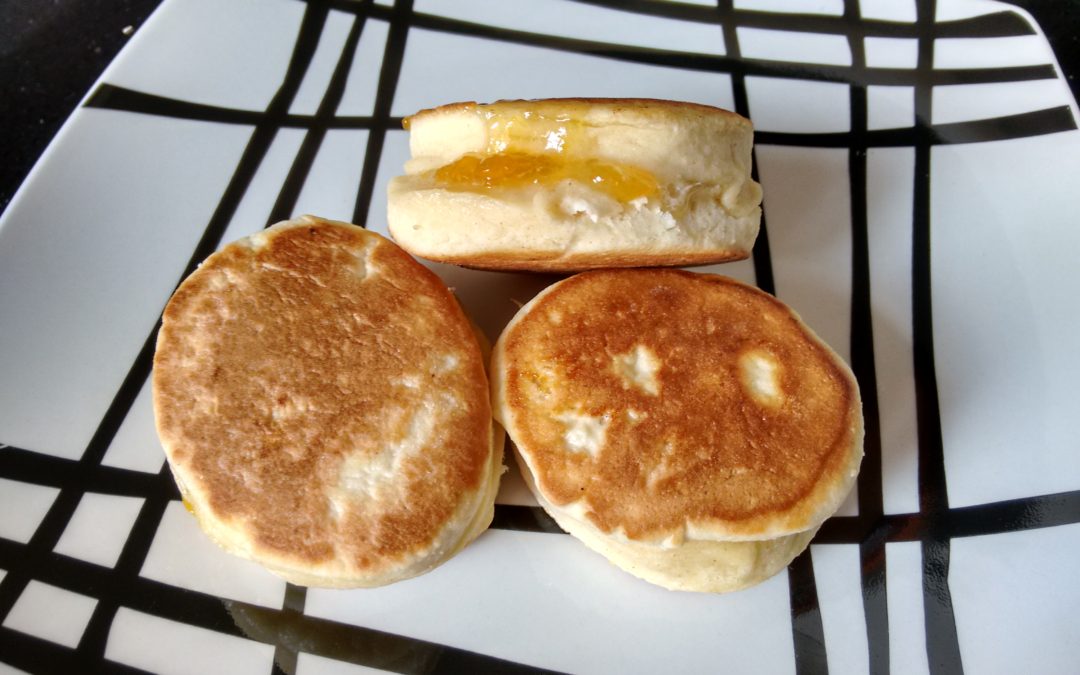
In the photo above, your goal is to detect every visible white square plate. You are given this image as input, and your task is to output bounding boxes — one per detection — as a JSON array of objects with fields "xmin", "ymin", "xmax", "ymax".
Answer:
[{"xmin": 2, "ymin": 1, "xmax": 1078, "ymax": 673}]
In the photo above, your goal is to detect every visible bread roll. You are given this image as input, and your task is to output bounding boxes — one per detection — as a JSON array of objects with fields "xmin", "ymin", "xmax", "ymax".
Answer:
[
  {"xmin": 153, "ymin": 215, "xmax": 503, "ymax": 587},
  {"xmin": 388, "ymin": 99, "xmax": 762, "ymax": 272},
  {"xmin": 492, "ymin": 269, "xmax": 862, "ymax": 592}
]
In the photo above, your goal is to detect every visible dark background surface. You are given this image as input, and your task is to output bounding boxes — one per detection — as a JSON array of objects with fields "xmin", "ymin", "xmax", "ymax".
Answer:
[{"xmin": 2, "ymin": 0, "xmax": 1078, "ymax": 214}]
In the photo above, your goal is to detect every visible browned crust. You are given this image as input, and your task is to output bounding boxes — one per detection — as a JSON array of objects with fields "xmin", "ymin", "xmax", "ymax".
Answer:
[
  {"xmin": 499, "ymin": 269, "xmax": 862, "ymax": 541},
  {"xmin": 404, "ymin": 246, "xmax": 752, "ymax": 273},
  {"xmin": 152, "ymin": 217, "xmax": 492, "ymax": 580},
  {"xmin": 404, "ymin": 98, "xmax": 753, "ymax": 130}
]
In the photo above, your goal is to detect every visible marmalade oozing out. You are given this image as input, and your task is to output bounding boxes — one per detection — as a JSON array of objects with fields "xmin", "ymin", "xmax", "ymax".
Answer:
[
  {"xmin": 414, "ymin": 104, "xmax": 661, "ymax": 202},
  {"xmin": 435, "ymin": 153, "xmax": 659, "ymax": 203}
]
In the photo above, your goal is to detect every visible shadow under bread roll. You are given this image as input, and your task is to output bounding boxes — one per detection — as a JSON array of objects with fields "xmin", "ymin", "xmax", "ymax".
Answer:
[{"xmin": 153, "ymin": 215, "xmax": 503, "ymax": 588}]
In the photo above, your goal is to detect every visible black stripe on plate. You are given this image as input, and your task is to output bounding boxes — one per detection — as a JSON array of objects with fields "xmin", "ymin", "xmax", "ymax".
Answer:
[
  {"xmin": 379, "ymin": 6, "xmax": 1056, "ymax": 88},
  {"xmin": 84, "ymin": 85, "xmax": 271, "ymax": 125},
  {"xmin": 0, "ymin": 628, "xmax": 149, "ymax": 675},
  {"xmin": 788, "ymin": 548, "xmax": 828, "ymax": 675},
  {"xmin": 0, "ymin": 538, "xmax": 262, "ymax": 638},
  {"xmin": 83, "ymin": 84, "xmax": 1076, "ymax": 149},
  {"xmin": 747, "ymin": 150, "xmax": 776, "ymax": 293},
  {"xmin": 946, "ymin": 490, "xmax": 1080, "ymax": 538},
  {"xmin": 75, "ymin": 467, "xmax": 176, "ymax": 661},
  {"xmin": 814, "ymin": 487, "xmax": 1080, "ymax": 545},
  {"xmin": 326, "ymin": 0, "xmax": 1035, "ymax": 40},
  {"xmin": 83, "ymin": 84, "xmax": 382, "ymax": 129},
  {"xmin": 844, "ymin": 2, "xmax": 890, "ymax": 672},
  {"xmin": 0, "ymin": 481, "xmax": 87, "ymax": 623},
  {"xmin": 757, "ymin": 105, "xmax": 1078, "ymax": 147},
  {"xmin": 921, "ymin": 538, "xmax": 962, "ymax": 674},
  {"xmin": 913, "ymin": 2, "xmax": 963, "ymax": 671},
  {"xmin": 930, "ymin": 105, "xmax": 1077, "ymax": 142},
  {"xmin": 715, "ymin": 0, "xmax": 775, "ymax": 294},
  {"xmin": 271, "ymin": 583, "xmax": 310, "ymax": 675},
  {"xmin": 268, "ymin": 9, "xmax": 368, "ymax": 224},
  {"xmin": 815, "ymin": 514, "xmax": 908, "ymax": 546},
  {"xmin": 715, "ymin": 3, "xmax": 820, "ymax": 672},
  {"xmin": 352, "ymin": 0, "xmax": 413, "ymax": 226},
  {"xmin": 228, "ymin": 600, "xmax": 565, "ymax": 674},
  {"xmin": 0, "ymin": 446, "xmax": 164, "ymax": 496},
  {"xmin": 495, "ymin": 489, "xmax": 1080, "ymax": 541},
  {"xmin": 929, "ymin": 9, "xmax": 1035, "ymax": 38}
]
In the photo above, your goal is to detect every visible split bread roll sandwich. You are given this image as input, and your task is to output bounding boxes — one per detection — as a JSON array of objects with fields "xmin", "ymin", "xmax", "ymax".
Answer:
[
  {"xmin": 388, "ymin": 98, "xmax": 763, "ymax": 272},
  {"xmin": 492, "ymin": 269, "xmax": 863, "ymax": 593},
  {"xmin": 153, "ymin": 216, "xmax": 503, "ymax": 588}
]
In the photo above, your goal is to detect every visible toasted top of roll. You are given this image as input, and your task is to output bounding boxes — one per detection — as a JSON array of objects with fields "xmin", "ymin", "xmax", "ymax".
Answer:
[
  {"xmin": 389, "ymin": 98, "xmax": 762, "ymax": 272},
  {"xmin": 492, "ymin": 269, "xmax": 862, "ymax": 544},
  {"xmin": 153, "ymin": 216, "xmax": 501, "ymax": 587}
]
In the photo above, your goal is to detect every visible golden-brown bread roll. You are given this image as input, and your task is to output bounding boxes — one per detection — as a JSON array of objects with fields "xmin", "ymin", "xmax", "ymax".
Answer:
[
  {"xmin": 153, "ymin": 215, "xmax": 503, "ymax": 587},
  {"xmin": 492, "ymin": 269, "xmax": 862, "ymax": 592}
]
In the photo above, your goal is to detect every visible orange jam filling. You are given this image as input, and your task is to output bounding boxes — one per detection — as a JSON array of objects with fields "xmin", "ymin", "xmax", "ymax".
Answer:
[
  {"xmin": 434, "ymin": 152, "xmax": 659, "ymax": 202},
  {"xmin": 412, "ymin": 103, "xmax": 660, "ymax": 202},
  {"xmin": 182, "ymin": 498, "xmax": 196, "ymax": 514}
]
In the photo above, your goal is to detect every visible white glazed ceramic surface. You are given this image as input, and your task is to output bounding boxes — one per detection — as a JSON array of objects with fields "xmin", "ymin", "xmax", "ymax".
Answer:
[{"xmin": 1, "ymin": 1, "xmax": 1078, "ymax": 673}]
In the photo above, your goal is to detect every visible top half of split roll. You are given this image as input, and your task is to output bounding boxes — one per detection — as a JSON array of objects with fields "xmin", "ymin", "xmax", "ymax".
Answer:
[{"xmin": 387, "ymin": 98, "xmax": 762, "ymax": 272}]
